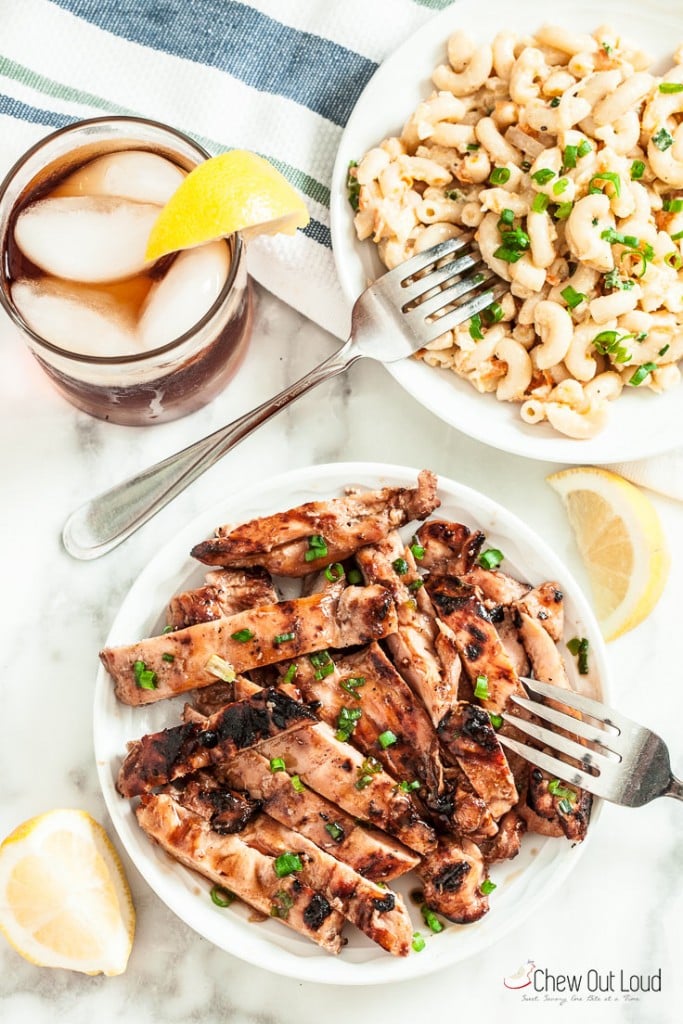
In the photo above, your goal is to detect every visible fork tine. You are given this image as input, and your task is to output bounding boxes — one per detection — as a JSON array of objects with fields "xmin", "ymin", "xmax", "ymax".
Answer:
[
  {"xmin": 520, "ymin": 678, "xmax": 639, "ymax": 738},
  {"xmin": 497, "ymin": 734, "xmax": 614, "ymax": 798},
  {"xmin": 509, "ymin": 692, "xmax": 615, "ymax": 748},
  {"xmin": 501, "ymin": 711, "xmax": 608, "ymax": 770},
  {"xmin": 422, "ymin": 282, "xmax": 507, "ymax": 340},
  {"xmin": 398, "ymin": 251, "xmax": 480, "ymax": 304},
  {"xmin": 406, "ymin": 263, "xmax": 491, "ymax": 319},
  {"xmin": 394, "ymin": 234, "xmax": 473, "ymax": 282}
]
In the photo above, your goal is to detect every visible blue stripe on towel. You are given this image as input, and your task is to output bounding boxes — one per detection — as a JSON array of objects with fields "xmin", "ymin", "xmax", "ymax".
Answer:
[
  {"xmin": 51, "ymin": 0, "xmax": 378, "ymax": 127},
  {"xmin": 0, "ymin": 93, "xmax": 75, "ymax": 130}
]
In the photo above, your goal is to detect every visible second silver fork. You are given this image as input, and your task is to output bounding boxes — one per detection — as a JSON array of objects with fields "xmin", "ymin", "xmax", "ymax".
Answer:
[{"xmin": 62, "ymin": 235, "xmax": 504, "ymax": 560}]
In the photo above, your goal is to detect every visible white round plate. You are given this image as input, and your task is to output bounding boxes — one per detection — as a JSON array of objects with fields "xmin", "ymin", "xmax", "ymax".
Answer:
[
  {"xmin": 94, "ymin": 462, "xmax": 608, "ymax": 984},
  {"xmin": 330, "ymin": 0, "xmax": 683, "ymax": 465}
]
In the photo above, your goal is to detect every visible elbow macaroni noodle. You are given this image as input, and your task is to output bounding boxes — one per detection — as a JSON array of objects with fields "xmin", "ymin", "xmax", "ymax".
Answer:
[{"xmin": 349, "ymin": 24, "xmax": 683, "ymax": 438}]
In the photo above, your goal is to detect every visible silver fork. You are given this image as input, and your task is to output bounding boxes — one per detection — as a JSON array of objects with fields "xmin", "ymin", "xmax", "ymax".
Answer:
[
  {"xmin": 62, "ymin": 235, "xmax": 504, "ymax": 559},
  {"xmin": 498, "ymin": 678, "xmax": 683, "ymax": 806}
]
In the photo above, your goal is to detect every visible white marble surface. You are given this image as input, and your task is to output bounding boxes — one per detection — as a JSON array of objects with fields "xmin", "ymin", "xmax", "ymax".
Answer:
[{"xmin": 0, "ymin": 279, "xmax": 681, "ymax": 1024}]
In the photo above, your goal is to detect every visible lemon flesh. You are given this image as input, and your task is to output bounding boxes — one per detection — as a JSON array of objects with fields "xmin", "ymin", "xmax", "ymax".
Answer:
[
  {"xmin": 145, "ymin": 150, "xmax": 309, "ymax": 260},
  {"xmin": 548, "ymin": 467, "xmax": 670, "ymax": 641},
  {"xmin": 0, "ymin": 809, "xmax": 135, "ymax": 975}
]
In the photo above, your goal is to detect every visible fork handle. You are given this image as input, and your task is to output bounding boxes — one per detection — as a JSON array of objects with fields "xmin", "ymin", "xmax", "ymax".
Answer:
[
  {"xmin": 664, "ymin": 775, "xmax": 683, "ymax": 801},
  {"xmin": 62, "ymin": 338, "xmax": 357, "ymax": 560}
]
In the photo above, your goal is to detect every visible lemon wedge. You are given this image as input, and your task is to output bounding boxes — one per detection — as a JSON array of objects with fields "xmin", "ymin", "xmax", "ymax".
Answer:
[
  {"xmin": 547, "ymin": 467, "xmax": 670, "ymax": 641},
  {"xmin": 145, "ymin": 149, "xmax": 309, "ymax": 260},
  {"xmin": 0, "ymin": 809, "xmax": 135, "ymax": 975}
]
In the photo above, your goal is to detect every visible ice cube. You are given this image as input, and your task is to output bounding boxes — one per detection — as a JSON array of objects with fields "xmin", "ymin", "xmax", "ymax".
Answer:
[
  {"xmin": 137, "ymin": 241, "xmax": 230, "ymax": 349},
  {"xmin": 53, "ymin": 151, "xmax": 186, "ymax": 205},
  {"xmin": 14, "ymin": 196, "xmax": 160, "ymax": 283},
  {"xmin": 12, "ymin": 277, "xmax": 140, "ymax": 357}
]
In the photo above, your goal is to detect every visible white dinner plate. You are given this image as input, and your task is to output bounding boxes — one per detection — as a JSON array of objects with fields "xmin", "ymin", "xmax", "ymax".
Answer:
[
  {"xmin": 330, "ymin": 0, "xmax": 683, "ymax": 464},
  {"xmin": 94, "ymin": 462, "xmax": 608, "ymax": 984}
]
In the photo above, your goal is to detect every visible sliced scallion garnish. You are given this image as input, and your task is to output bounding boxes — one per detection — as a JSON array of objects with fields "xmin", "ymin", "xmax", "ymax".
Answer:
[
  {"xmin": 561, "ymin": 285, "xmax": 586, "ymax": 309},
  {"xmin": 378, "ymin": 729, "xmax": 398, "ymax": 749},
  {"xmin": 210, "ymin": 884, "xmax": 235, "ymax": 907},
  {"xmin": 628, "ymin": 362, "xmax": 658, "ymax": 386},
  {"xmin": 231, "ymin": 628, "xmax": 254, "ymax": 643},
  {"xmin": 489, "ymin": 166, "xmax": 511, "ymax": 185},
  {"xmin": 478, "ymin": 548, "xmax": 504, "ymax": 570},
  {"xmin": 474, "ymin": 674, "xmax": 490, "ymax": 701},
  {"xmin": 134, "ymin": 659, "xmax": 158, "ymax": 690},
  {"xmin": 273, "ymin": 852, "xmax": 303, "ymax": 878}
]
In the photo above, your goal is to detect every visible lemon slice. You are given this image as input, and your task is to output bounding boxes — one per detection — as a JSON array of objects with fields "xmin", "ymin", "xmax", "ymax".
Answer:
[
  {"xmin": 0, "ymin": 809, "xmax": 135, "ymax": 975},
  {"xmin": 145, "ymin": 150, "xmax": 309, "ymax": 260},
  {"xmin": 547, "ymin": 467, "xmax": 670, "ymax": 641}
]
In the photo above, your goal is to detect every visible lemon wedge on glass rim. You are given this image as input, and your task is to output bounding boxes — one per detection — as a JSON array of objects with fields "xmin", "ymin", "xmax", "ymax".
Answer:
[
  {"xmin": 547, "ymin": 466, "xmax": 670, "ymax": 641},
  {"xmin": 0, "ymin": 809, "xmax": 135, "ymax": 975},
  {"xmin": 145, "ymin": 149, "xmax": 310, "ymax": 260}
]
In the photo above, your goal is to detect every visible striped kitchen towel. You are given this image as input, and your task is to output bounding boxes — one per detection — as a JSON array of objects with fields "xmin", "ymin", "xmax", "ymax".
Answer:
[{"xmin": 0, "ymin": 0, "xmax": 456, "ymax": 340}]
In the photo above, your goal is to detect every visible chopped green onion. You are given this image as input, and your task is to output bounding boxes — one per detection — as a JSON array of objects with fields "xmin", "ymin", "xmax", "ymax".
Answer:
[
  {"xmin": 392, "ymin": 557, "xmax": 409, "ymax": 575},
  {"xmin": 567, "ymin": 636, "xmax": 590, "ymax": 675},
  {"xmin": 489, "ymin": 166, "xmax": 511, "ymax": 185},
  {"xmin": 563, "ymin": 144, "xmax": 578, "ymax": 169},
  {"xmin": 310, "ymin": 649, "xmax": 335, "ymax": 680},
  {"xmin": 659, "ymin": 82, "xmax": 683, "ymax": 93},
  {"xmin": 355, "ymin": 757, "xmax": 382, "ymax": 789},
  {"xmin": 658, "ymin": 343, "xmax": 671, "ymax": 357},
  {"xmin": 481, "ymin": 301, "xmax": 504, "ymax": 325},
  {"xmin": 628, "ymin": 362, "xmax": 658, "ymax": 386},
  {"xmin": 665, "ymin": 250, "xmax": 683, "ymax": 269},
  {"xmin": 474, "ymin": 674, "xmax": 490, "ymax": 701},
  {"xmin": 378, "ymin": 730, "xmax": 398, "ymax": 749},
  {"xmin": 498, "ymin": 225, "xmax": 530, "ymax": 250},
  {"xmin": 270, "ymin": 890, "xmax": 294, "ymax": 919},
  {"xmin": 549, "ymin": 96, "xmax": 561, "ymax": 108},
  {"xmin": 548, "ymin": 778, "xmax": 577, "ymax": 801},
  {"xmin": 601, "ymin": 228, "xmax": 639, "ymax": 247},
  {"xmin": 290, "ymin": 774, "xmax": 305, "ymax": 793},
  {"xmin": 466, "ymin": 142, "xmax": 480, "ymax": 151},
  {"xmin": 210, "ymin": 884, "xmax": 234, "ymax": 907},
  {"xmin": 531, "ymin": 192, "xmax": 549, "ymax": 213},
  {"xmin": 421, "ymin": 904, "xmax": 444, "ymax": 933},
  {"xmin": 577, "ymin": 140, "xmax": 592, "ymax": 158},
  {"xmin": 274, "ymin": 852, "xmax": 303, "ymax": 878},
  {"xmin": 161, "ymin": 624, "xmax": 174, "ymax": 634},
  {"xmin": 205, "ymin": 654, "xmax": 236, "ymax": 682},
  {"xmin": 274, "ymin": 631, "xmax": 295, "ymax": 645},
  {"xmin": 478, "ymin": 548, "xmax": 504, "ymax": 570},
  {"xmin": 325, "ymin": 822, "xmax": 344, "ymax": 842},
  {"xmin": 269, "ymin": 757, "xmax": 286, "ymax": 773},
  {"xmin": 499, "ymin": 209, "xmax": 515, "ymax": 229},
  {"xmin": 445, "ymin": 188, "xmax": 461, "ymax": 200},
  {"xmin": 161, "ymin": 652, "xmax": 175, "ymax": 663},
  {"xmin": 408, "ymin": 579, "xmax": 424, "ymax": 592},
  {"xmin": 324, "ymin": 562, "xmax": 345, "ymax": 582},
  {"xmin": 520, "ymin": 160, "xmax": 532, "ymax": 171},
  {"xmin": 283, "ymin": 663, "xmax": 298, "ymax": 685},
  {"xmin": 603, "ymin": 268, "xmax": 634, "ymax": 291},
  {"xmin": 340, "ymin": 675, "xmax": 365, "ymax": 699},
  {"xmin": 588, "ymin": 171, "xmax": 621, "ymax": 197},
  {"xmin": 493, "ymin": 245, "xmax": 523, "ymax": 263},
  {"xmin": 469, "ymin": 313, "xmax": 484, "ymax": 340},
  {"xmin": 561, "ymin": 285, "xmax": 586, "ymax": 309},
  {"xmin": 653, "ymin": 127, "xmax": 674, "ymax": 151},
  {"xmin": 552, "ymin": 177, "xmax": 569, "ymax": 195},
  {"xmin": 346, "ymin": 160, "xmax": 360, "ymax": 211},
  {"xmin": 558, "ymin": 797, "xmax": 574, "ymax": 814},
  {"xmin": 231, "ymin": 628, "xmax": 254, "ymax": 643},
  {"xmin": 592, "ymin": 329, "xmax": 632, "ymax": 363},
  {"xmin": 671, "ymin": 229, "xmax": 683, "ymax": 241},
  {"xmin": 630, "ymin": 160, "xmax": 646, "ymax": 180},
  {"xmin": 398, "ymin": 779, "xmax": 421, "ymax": 793},
  {"xmin": 410, "ymin": 537, "xmax": 425, "ymax": 560},
  {"xmin": 480, "ymin": 879, "xmax": 497, "ymax": 895},
  {"xmin": 335, "ymin": 705, "xmax": 362, "ymax": 742},
  {"xmin": 489, "ymin": 713, "xmax": 503, "ymax": 730},
  {"xmin": 531, "ymin": 168, "xmax": 555, "ymax": 185},
  {"xmin": 134, "ymin": 659, "xmax": 158, "ymax": 690},
  {"xmin": 347, "ymin": 568, "xmax": 363, "ymax": 585},
  {"xmin": 412, "ymin": 932, "xmax": 426, "ymax": 952},
  {"xmin": 553, "ymin": 201, "xmax": 573, "ymax": 220},
  {"xmin": 304, "ymin": 534, "xmax": 328, "ymax": 562},
  {"xmin": 662, "ymin": 198, "xmax": 683, "ymax": 212}
]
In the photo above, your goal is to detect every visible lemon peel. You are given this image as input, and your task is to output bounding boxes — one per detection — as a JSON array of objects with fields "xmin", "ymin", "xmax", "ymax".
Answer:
[
  {"xmin": 145, "ymin": 150, "xmax": 309, "ymax": 260},
  {"xmin": 0, "ymin": 809, "xmax": 135, "ymax": 975},
  {"xmin": 547, "ymin": 466, "xmax": 670, "ymax": 641}
]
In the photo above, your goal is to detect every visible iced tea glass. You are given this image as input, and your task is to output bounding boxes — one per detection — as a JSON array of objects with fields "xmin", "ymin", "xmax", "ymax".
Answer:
[{"xmin": 0, "ymin": 116, "xmax": 253, "ymax": 425}]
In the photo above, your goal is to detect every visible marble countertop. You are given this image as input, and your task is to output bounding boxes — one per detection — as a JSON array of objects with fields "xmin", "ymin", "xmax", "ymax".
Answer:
[{"xmin": 1, "ymin": 279, "xmax": 681, "ymax": 1024}]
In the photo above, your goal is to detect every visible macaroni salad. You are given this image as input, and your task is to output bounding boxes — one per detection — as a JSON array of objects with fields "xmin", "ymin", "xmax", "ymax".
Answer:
[{"xmin": 349, "ymin": 24, "xmax": 683, "ymax": 438}]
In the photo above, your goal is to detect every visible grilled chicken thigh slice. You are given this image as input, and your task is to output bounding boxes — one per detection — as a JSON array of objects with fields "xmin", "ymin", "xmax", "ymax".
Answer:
[
  {"xmin": 102, "ymin": 584, "xmax": 397, "ymax": 705},
  {"xmin": 166, "ymin": 568, "xmax": 278, "ymax": 630},
  {"xmin": 437, "ymin": 702, "xmax": 518, "ymax": 819},
  {"xmin": 414, "ymin": 520, "xmax": 485, "ymax": 575},
  {"xmin": 418, "ymin": 836, "xmax": 490, "ymax": 923},
  {"xmin": 191, "ymin": 471, "xmax": 440, "ymax": 574},
  {"xmin": 136, "ymin": 793, "xmax": 345, "ymax": 953}
]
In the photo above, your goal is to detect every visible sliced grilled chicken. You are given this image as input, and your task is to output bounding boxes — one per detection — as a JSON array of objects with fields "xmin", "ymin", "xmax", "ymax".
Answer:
[
  {"xmin": 160, "ymin": 772, "xmax": 261, "ymax": 834},
  {"xmin": 116, "ymin": 687, "xmax": 317, "ymax": 797},
  {"xmin": 355, "ymin": 532, "xmax": 460, "ymax": 728},
  {"xmin": 513, "ymin": 582, "xmax": 565, "ymax": 643},
  {"xmin": 166, "ymin": 568, "xmax": 278, "ymax": 630},
  {"xmin": 437, "ymin": 702, "xmax": 518, "ymax": 819},
  {"xmin": 461, "ymin": 565, "xmax": 531, "ymax": 606},
  {"xmin": 414, "ymin": 520, "xmax": 485, "ymax": 575},
  {"xmin": 496, "ymin": 608, "xmax": 531, "ymax": 677},
  {"xmin": 516, "ymin": 610, "xmax": 570, "ymax": 688},
  {"xmin": 191, "ymin": 470, "xmax": 440, "ymax": 574},
  {"xmin": 426, "ymin": 576, "xmax": 522, "ymax": 714},
  {"xmin": 237, "ymin": 815, "xmax": 413, "ymax": 956},
  {"xmin": 478, "ymin": 809, "xmax": 526, "ymax": 864},
  {"xmin": 288, "ymin": 642, "xmax": 447, "ymax": 813},
  {"xmin": 101, "ymin": 584, "xmax": 397, "ymax": 706},
  {"xmin": 446, "ymin": 768, "xmax": 498, "ymax": 839},
  {"xmin": 254, "ymin": 720, "xmax": 436, "ymax": 856},
  {"xmin": 214, "ymin": 747, "xmax": 420, "ymax": 881},
  {"xmin": 418, "ymin": 837, "xmax": 489, "ymax": 923},
  {"xmin": 136, "ymin": 793, "xmax": 345, "ymax": 953}
]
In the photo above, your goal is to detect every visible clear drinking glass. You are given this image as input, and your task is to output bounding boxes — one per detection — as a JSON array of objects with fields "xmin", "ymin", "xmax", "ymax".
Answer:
[{"xmin": 0, "ymin": 116, "xmax": 253, "ymax": 426}]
